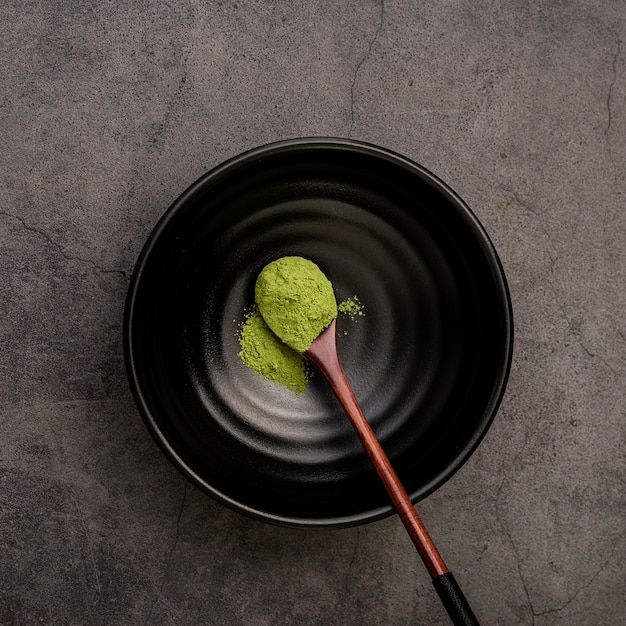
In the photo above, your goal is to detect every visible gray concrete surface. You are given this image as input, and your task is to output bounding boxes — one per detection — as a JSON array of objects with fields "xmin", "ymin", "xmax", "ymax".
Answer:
[{"xmin": 1, "ymin": 1, "xmax": 624, "ymax": 624}]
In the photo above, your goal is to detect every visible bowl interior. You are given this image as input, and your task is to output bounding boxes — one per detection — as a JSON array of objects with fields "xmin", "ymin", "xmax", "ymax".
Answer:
[{"xmin": 124, "ymin": 139, "xmax": 513, "ymax": 527}]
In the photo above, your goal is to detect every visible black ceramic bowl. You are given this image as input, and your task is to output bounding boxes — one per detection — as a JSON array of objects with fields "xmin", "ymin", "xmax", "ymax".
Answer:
[{"xmin": 124, "ymin": 138, "xmax": 513, "ymax": 527}]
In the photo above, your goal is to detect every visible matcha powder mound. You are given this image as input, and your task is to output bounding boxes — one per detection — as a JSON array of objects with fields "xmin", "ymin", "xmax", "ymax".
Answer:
[
  {"xmin": 236, "ymin": 256, "xmax": 364, "ymax": 395},
  {"xmin": 237, "ymin": 308, "xmax": 310, "ymax": 394},
  {"xmin": 255, "ymin": 256, "xmax": 338, "ymax": 353}
]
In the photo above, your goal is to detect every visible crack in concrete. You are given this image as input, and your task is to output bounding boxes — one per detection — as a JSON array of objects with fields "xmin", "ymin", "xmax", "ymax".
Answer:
[
  {"xmin": 349, "ymin": 0, "xmax": 384, "ymax": 136},
  {"xmin": 604, "ymin": 36, "xmax": 621, "ymax": 183},
  {"xmin": 327, "ymin": 530, "xmax": 361, "ymax": 617},
  {"xmin": 0, "ymin": 211, "xmax": 128, "ymax": 280},
  {"xmin": 533, "ymin": 532, "xmax": 625, "ymax": 621},
  {"xmin": 72, "ymin": 492, "xmax": 102, "ymax": 595},
  {"xmin": 497, "ymin": 432, "xmax": 625, "ymax": 624},
  {"xmin": 149, "ymin": 69, "xmax": 189, "ymax": 150},
  {"xmin": 345, "ymin": 538, "xmax": 360, "ymax": 590},
  {"xmin": 495, "ymin": 432, "xmax": 536, "ymax": 624},
  {"xmin": 498, "ymin": 189, "xmax": 619, "ymax": 377},
  {"xmin": 499, "ymin": 186, "xmax": 558, "ymax": 275},
  {"xmin": 144, "ymin": 480, "xmax": 188, "ymax": 625},
  {"xmin": 548, "ymin": 279, "xmax": 618, "ymax": 377}
]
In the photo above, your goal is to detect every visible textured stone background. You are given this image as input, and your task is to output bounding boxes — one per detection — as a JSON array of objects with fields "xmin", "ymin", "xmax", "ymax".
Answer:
[{"xmin": 1, "ymin": 1, "xmax": 624, "ymax": 624}]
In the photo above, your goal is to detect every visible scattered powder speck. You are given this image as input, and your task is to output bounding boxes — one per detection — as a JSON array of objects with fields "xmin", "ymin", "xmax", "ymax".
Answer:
[{"xmin": 338, "ymin": 296, "xmax": 365, "ymax": 321}]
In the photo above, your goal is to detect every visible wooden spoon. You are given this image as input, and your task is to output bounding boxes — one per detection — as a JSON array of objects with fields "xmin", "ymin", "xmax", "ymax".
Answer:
[
  {"xmin": 255, "ymin": 256, "xmax": 479, "ymax": 624},
  {"xmin": 305, "ymin": 318, "xmax": 480, "ymax": 626}
]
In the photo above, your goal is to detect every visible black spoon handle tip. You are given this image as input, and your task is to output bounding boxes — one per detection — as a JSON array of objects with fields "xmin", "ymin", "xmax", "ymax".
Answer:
[{"xmin": 432, "ymin": 572, "xmax": 480, "ymax": 626}]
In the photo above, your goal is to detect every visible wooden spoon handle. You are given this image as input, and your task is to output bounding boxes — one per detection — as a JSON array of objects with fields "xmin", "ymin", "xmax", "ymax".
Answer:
[
  {"xmin": 306, "ymin": 320, "xmax": 480, "ymax": 625},
  {"xmin": 305, "ymin": 319, "xmax": 447, "ymax": 578}
]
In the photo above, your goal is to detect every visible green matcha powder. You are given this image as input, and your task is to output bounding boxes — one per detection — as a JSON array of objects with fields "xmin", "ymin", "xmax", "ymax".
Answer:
[{"xmin": 237, "ymin": 256, "xmax": 364, "ymax": 394}]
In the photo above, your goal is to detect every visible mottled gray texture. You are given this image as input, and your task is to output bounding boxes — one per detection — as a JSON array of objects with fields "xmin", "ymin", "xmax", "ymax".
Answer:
[{"xmin": 1, "ymin": 1, "xmax": 624, "ymax": 624}]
